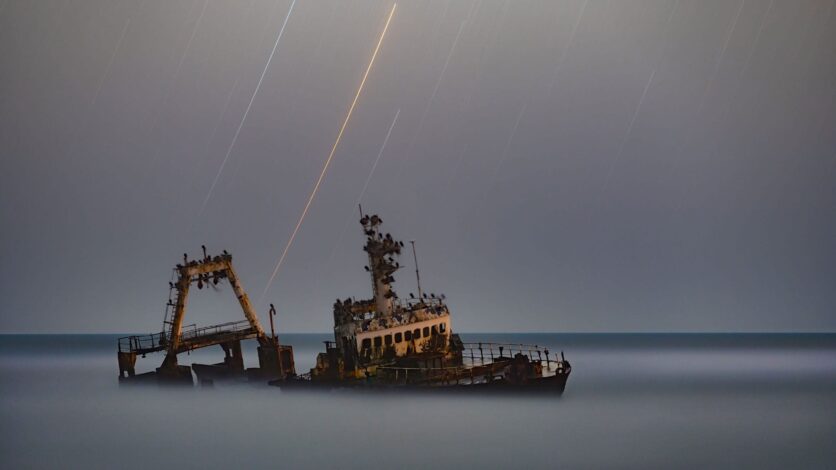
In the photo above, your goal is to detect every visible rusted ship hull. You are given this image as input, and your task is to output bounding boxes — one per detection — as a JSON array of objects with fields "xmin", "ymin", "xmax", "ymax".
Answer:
[{"xmin": 272, "ymin": 371, "xmax": 570, "ymax": 395}]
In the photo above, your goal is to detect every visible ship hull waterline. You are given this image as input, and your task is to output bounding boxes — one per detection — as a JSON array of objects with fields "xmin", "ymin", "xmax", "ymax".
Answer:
[{"xmin": 270, "ymin": 371, "xmax": 570, "ymax": 395}]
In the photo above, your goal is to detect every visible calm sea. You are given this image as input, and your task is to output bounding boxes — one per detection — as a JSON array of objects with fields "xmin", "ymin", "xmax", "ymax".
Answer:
[{"xmin": 1, "ymin": 333, "xmax": 834, "ymax": 469}]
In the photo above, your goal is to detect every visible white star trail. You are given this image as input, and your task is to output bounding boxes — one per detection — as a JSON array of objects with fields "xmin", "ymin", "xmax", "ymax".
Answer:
[
  {"xmin": 707, "ymin": 0, "xmax": 778, "ymax": 181},
  {"xmin": 358, "ymin": 109, "xmax": 401, "ymax": 204},
  {"xmin": 546, "ymin": 0, "xmax": 588, "ymax": 98},
  {"xmin": 260, "ymin": 3, "xmax": 398, "ymax": 302},
  {"xmin": 446, "ymin": 142, "xmax": 470, "ymax": 192},
  {"xmin": 444, "ymin": 85, "xmax": 481, "ymax": 193},
  {"xmin": 799, "ymin": 0, "xmax": 834, "ymax": 89},
  {"xmin": 665, "ymin": 0, "xmax": 680, "ymax": 29},
  {"xmin": 204, "ymin": 77, "xmax": 242, "ymax": 154},
  {"xmin": 489, "ymin": 102, "xmax": 527, "ymax": 185},
  {"xmin": 322, "ymin": 108, "xmax": 402, "ymax": 275},
  {"xmin": 170, "ymin": 0, "xmax": 209, "ymax": 96},
  {"xmin": 693, "ymin": 0, "xmax": 746, "ymax": 116},
  {"xmin": 91, "ymin": 18, "xmax": 131, "ymax": 106},
  {"xmin": 652, "ymin": 0, "xmax": 679, "ymax": 64},
  {"xmin": 581, "ymin": 68, "xmax": 657, "ymax": 231},
  {"xmin": 441, "ymin": 1, "xmax": 498, "ymax": 194},
  {"xmin": 397, "ymin": 1, "xmax": 478, "ymax": 179},
  {"xmin": 199, "ymin": 0, "xmax": 297, "ymax": 217},
  {"xmin": 668, "ymin": 0, "xmax": 746, "ymax": 179},
  {"xmin": 601, "ymin": 69, "xmax": 656, "ymax": 191},
  {"xmin": 287, "ymin": 1, "xmax": 340, "ymax": 117},
  {"xmin": 486, "ymin": 4, "xmax": 570, "ymax": 188},
  {"xmin": 664, "ymin": 0, "xmax": 748, "ymax": 216},
  {"xmin": 185, "ymin": 77, "xmax": 243, "ymax": 235},
  {"xmin": 397, "ymin": 18, "xmax": 467, "ymax": 178},
  {"xmin": 148, "ymin": 0, "xmax": 210, "ymax": 167},
  {"xmin": 421, "ymin": 20, "xmax": 467, "ymax": 121}
]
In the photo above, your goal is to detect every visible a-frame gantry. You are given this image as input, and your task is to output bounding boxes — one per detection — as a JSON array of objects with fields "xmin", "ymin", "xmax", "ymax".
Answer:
[{"xmin": 117, "ymin": 248, "xmax": 295, "ymax": 385}]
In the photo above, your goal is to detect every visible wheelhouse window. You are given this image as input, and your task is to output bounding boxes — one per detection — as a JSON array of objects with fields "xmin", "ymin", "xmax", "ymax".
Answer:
[
  {"xmin": 423, "ymin": 327, "xmax": 430, "ymax": 337},
  {"xmin": 439, "ymin": 323, "xmax": 446, "ymax": 333},
  {"xmin": 404, "ymin": 330, "xmax": 412, "ymax": 341},
  {"xmin": 384, "ymin": 334, "xmax": 393, "ymax": 346},
  {"xmin": 431, "ymin": 325, "xmax": 438, "ymax": 336},
  {"xmin": 394, "ymin": 332, "xmax": 403, "ymax": 343},
  {"xmin": 414, "ymin": 328, "xmax": 421, "ymax": 339},
  {"xmin": 373, "ymin": 336, "xmax": 382, "ymax": 348}
]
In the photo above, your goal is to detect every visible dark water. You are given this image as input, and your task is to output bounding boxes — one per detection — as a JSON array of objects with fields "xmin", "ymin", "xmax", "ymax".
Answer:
[{"xmin": 1, "ymin": 334, "xmax": 834, "ymax": 469}]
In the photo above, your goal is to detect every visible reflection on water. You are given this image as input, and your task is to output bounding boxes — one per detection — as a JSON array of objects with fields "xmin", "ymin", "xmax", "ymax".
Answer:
[{"xmin": 1, "ymin": 334, "xmax": 834, "ymax": 469}]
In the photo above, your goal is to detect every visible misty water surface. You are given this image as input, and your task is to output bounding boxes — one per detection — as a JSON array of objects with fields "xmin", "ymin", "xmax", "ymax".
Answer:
[{"xmin": 1, "ymin": 333, "xmax": 834, "ymax": 469}]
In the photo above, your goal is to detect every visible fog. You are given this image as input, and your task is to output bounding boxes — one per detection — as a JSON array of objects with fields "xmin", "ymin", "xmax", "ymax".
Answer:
[{"xmin": 1, "ymin": 334, "xmax": 834, "ymax": 468}]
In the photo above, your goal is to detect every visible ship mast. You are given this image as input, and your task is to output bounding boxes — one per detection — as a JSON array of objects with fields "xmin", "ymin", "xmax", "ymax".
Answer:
[{"xmin": 359, "ymin": 211, "xmax": 402, "ymax": 318}]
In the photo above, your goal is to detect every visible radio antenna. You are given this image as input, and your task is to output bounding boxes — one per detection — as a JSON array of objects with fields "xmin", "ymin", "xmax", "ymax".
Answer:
[{"xmin": 410, "ymin": 240, "xmax": 423, "ymax": 300}]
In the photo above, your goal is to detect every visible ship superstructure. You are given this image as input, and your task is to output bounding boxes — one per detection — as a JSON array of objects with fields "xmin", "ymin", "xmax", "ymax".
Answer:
[
  {"xmin": 304, "ymin": 212, "xmax": 571, "ymax": 392},
  {"xmin": 313, "ymin": 212, "xmax": 463, "ymax": 381}
]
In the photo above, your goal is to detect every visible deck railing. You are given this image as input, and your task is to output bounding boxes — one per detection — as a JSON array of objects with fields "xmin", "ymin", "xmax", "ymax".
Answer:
[
  {"xmin": 118, "ymin": 331, "xmax": 167, "ymax": 354},
  {"xmin": 118, "ymin": 320, "xmax": 254, "ymax": 354},
  {"xmin": 178, "ymin": 320, "xmax": 252, "ymax": 343},
  {"xmin": 393, "ymin": 297, "xmax": 445, "ymax": 309},
  {"xmin": 460, "ymin": 342, "xmax": 562, "ymax": 367},
  {"xmin": 375, "ymin": 342, "xmax": 569, "ymax": 385}
]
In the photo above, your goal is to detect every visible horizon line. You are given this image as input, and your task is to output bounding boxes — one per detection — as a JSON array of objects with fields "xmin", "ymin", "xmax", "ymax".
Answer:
[{"xmin": 2, "ymin": 331, "xmax": 835, "ymax": 336}]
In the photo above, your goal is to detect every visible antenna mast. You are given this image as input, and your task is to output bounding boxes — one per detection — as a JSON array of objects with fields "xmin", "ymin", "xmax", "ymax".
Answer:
[{"xmin": 410, "ymin": 240, "xmax": 423, "ymax": 300}]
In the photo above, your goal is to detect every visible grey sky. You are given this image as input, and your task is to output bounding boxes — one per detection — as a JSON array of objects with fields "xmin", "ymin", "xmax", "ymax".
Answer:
[{"xmin": 1, "ymin": 0, "xmax": 834, "ymax": 333}]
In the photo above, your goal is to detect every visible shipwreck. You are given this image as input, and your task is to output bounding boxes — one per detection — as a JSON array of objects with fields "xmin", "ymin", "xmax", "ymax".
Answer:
[{"xmin": 117, "ymin": 213, "xmax": 571, "ymax": 393}]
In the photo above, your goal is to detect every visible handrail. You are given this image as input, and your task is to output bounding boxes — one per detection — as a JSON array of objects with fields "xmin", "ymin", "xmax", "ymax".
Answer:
[
  {"xmin": 118, "ymin": 320, "xmax": 255, "ymax": 354},
  {"xmin": 377, "ymin": 358, "xmax": 567, "ymax": 374},
  {"xmin": 180, "ymin": 320, "xmax": 251, "ymax": 341},
  {"xmin": 375, "ymin": 362, "xmax": 511, "ymax": 386},
  {"xmin": 369, "ymin": 342, "xmax": 563, "ymax": 371},
  {"xmin": 459, "ymin": 342, "xmax": 558, "ymax": 362},
  {"xmin": 461, "ymin": 342, "xmax": 549, "ymax": 350},
  {"xmin": 376, "ymin": 342, "xmax": 570, "ymax": 385},
  {"xmin": 394, "ymin": 297, "xmax": 446, "ymax": 308}
]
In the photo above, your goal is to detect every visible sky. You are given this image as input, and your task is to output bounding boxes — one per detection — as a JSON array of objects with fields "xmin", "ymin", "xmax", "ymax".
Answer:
[{"xmin": 0, "ymin": 0, "xmax": 834, "ymax": 333}]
